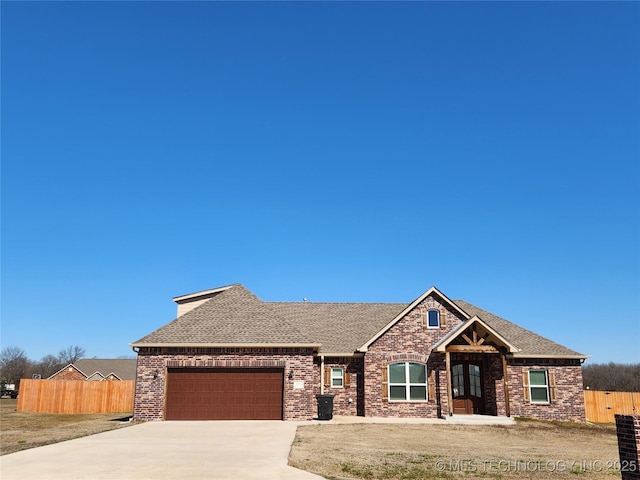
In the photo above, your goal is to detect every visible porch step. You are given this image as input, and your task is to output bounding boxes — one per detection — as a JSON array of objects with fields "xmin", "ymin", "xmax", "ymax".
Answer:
[{"xmin": 444, "ymin": 414, "xmax": 515, "ymax": 425}]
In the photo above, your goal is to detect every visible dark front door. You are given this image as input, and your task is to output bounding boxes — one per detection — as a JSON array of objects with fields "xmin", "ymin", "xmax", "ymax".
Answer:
[{"xmin": 451, "ymin": 362, "xmax": 484, "ymax": 414}]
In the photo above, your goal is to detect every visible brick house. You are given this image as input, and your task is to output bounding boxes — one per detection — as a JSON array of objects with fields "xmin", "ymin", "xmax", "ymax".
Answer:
[
  {"xmin": 48, "ymin": 359, "xmax": 137, "ymax": 381},
  {"xmin": 131, "ymin": 284, "xmax": 587, "ymax": 422}
]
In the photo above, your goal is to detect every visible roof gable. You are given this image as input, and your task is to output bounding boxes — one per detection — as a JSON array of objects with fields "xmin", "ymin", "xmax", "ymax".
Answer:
[
  {"xmin": 48, "ymin": 363, "xmax": 85, "ymax": 380},
  {"xmin": 357, "ymin": 286, "xmax": 469, "ymax": 352},
  {"xmin": 432, "ymin": 315, "xmax": 519, "ymax": 353}
]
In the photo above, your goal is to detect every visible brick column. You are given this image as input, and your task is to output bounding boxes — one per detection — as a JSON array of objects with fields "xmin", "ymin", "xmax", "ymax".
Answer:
[{"xmin": 615, "ymin": 414, "xmax": 640, "ymax": 480}]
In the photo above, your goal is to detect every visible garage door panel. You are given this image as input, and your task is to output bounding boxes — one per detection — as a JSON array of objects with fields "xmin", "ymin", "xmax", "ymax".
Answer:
[{"xmin": 166, "ymin": 368, "xmax": 284, "ymax": 420}]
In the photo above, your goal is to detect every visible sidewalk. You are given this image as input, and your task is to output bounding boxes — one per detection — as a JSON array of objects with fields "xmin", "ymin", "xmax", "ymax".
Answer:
[{"xmin": 314, "ymin": 414, "xmax": 515, "ymax": 425}]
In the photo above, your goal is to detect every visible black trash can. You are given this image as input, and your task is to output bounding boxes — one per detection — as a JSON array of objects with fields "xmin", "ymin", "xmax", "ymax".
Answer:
[{"xmin": 316, "ymin": 394, "xmax": 335, "ymax": 420}]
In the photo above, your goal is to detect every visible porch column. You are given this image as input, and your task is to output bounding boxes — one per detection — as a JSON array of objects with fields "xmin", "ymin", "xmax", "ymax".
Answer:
[
  {"xmin": 445, "ymin": 350, "xmax": 453, "ymax": 416},
  {"xmin": 501, "ymin": 352, "xmax": 510, "ymax": 417}
]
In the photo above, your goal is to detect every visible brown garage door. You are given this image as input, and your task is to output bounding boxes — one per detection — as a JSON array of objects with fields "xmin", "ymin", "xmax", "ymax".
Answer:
[{"xmin": 165, "ymin": 368, "xmax": 284, "ymax": 420}]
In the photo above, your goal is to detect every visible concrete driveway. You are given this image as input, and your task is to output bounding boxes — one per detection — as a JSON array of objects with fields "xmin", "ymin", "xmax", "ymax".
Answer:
[{"xmin": 0, "ymin": 421, "xmax": 324, "ymax": 480}]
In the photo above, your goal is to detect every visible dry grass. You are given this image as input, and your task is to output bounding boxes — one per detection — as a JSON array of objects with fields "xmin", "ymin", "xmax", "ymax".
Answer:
[
  {"xmin": 0, "ymin": 399, "xmax": 133, "ymax": 455},
  {"xmin": 289, "ymin": 419, "xmax": 620, "ymax": 480}
]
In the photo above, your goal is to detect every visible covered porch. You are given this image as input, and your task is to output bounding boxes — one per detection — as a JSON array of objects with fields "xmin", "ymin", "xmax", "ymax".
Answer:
[{"xmin": 432, "ymin": 316, "xmax": 518, "ymax": 417}]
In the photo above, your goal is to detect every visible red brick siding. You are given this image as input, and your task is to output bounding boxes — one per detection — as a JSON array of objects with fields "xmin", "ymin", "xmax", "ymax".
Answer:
[
  {"xmin": 133, "ymin": 348, "xmax": 315, "ymax": 421},
  {"xmin": 364, "ymin": 295, "xmax": 465, "ymax": 418},
  {"xmin": 50, "ymin": 367, "xmax": 86, "ymax": 381},
  {"xmin": 313, "ymin": 357, "xmax": 363, "ymax": 416},
  {"xmin": 615, "ymin": 415, "xmax": 640, "ymax": 480},
  {"xmin": 507, "ymin": 360, "xmax": 585, "ymax": 422}
]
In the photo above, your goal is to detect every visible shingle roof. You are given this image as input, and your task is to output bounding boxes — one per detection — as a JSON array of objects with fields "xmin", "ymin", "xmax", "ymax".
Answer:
[
  {"xmin": 73, "ymin": 359, "xmax": 137, "ymax": 380},
  {"xmin": 132, "ymin": 284, "xmax": 586, "ymax": 358},
  {"xmin": 270, "ymin": 302, "xmax": 406, "ymax": 354},
  {"xmin": 132, "ymin": 284, "xmax": 319, "ymax": 346},
  {"xmin": 452, "ymin": 300, "xmax": 586, "ymax": 358}
]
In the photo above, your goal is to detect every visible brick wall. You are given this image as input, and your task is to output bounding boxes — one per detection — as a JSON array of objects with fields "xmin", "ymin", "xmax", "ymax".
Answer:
[
  {"xmin": 364, "ymin": 294, "xmax": 464, "ymax": 418},
  {"xmin": 314, "ymin": 357, "xmax": 363, "ymax": 416},
  {"xmin": 507, "ymin": 360, "xmax": 585, "ymax": 422},
  {"xmin": 484, "ymin": 354, "xmax": 507, "ymax": 416},
  {"xmin": 50, "ymin": 366, "xmax": 85, "ymax": 381},
  {"xmin": 615, "ymin": 415, "xmax": 640, "ymax": 480},
  {"xmin": 133, "ymin": 348, "xmax": 315, "ymax": 421}
]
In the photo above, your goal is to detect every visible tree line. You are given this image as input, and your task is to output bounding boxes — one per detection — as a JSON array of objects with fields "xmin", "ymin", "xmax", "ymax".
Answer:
[
  {"xmin": 582, "ymin": 362, "xmax": 640, "ymax": 392},
  {"xmin": 0, "ymin": 345, "xmax": 88, "ymax": 387}
]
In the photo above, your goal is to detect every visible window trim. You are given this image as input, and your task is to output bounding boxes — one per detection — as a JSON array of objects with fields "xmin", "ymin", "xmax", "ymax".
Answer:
[
  {"xmin": 528, "ymin": 369, "xmax": 550, "ymax": 404},
  {"xmin": 427, "ymin": 309, "xmax": 440, "ymax": 329},
  {"xmin": 331, "ymin": 367, "xmax": 344, "ymax": 388},
  {"xmin": 388, "ymin": 362, "xmax": 428, "ymax": 402}
]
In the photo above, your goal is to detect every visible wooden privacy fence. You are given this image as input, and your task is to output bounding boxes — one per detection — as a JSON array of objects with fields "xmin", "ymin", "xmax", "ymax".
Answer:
[
  {"xmin": 584, "ymin": 390, "xmax": 639, "ymax": 423},
  {"xmin": 17, "ymin": 379, "xmax": 135, "ymax": 414}
]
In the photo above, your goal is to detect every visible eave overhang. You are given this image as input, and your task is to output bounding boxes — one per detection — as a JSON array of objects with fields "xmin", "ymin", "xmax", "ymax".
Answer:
[
  {"xmin": 317, "ymin": 352, "xmax": 364, "ymax": 358},
  {"xmin": 509, "ymin": 353, "xmax": 591, "ymax": 360},
  {"xmin": 172, "ymin": 284, "xmax": 236, "ymax": 304},
  {"xmin": 130, "ymin": 342, "xmax": 321, "ymax": 349}
]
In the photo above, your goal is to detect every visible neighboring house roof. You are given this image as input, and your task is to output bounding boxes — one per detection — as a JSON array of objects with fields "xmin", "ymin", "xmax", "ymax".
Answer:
[
  {"xmin": 49, "ymin": 359, "xmax": 137, "ymax": 380},
  {"xmin": 131, "ymin": 284, "xmax": 587, "ymax": 359}
]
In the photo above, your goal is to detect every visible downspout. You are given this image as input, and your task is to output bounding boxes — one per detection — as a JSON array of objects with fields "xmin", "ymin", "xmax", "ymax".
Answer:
[{"xmin": 320, "ymin": 355, "xmax": 325, "ymax": 395}]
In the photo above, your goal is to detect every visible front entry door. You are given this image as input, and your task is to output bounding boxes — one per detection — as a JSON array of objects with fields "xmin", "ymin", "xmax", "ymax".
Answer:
[{"xmin": 451, "ymin": 362, "xmax": 484, "ymax": 414}]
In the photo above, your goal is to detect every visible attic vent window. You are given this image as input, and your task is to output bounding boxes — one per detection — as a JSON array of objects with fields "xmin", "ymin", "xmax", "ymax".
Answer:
[{"xmin": 427, "ymin": 310, "xmax": 440, "ymax": 328}]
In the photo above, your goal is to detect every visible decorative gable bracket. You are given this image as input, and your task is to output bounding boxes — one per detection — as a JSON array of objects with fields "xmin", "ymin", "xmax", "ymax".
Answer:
[{"xmin": 432, "ymin": 315, "xmax": 519, "ymax": 354}]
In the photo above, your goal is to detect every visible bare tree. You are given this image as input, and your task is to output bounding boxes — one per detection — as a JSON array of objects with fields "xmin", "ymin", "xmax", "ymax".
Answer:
[
  {"xmin": 583, "ymin": 362, "xmax": 640, "ymax": 392},
  {"xmin": 57, "ymin": 345, "xmax": 86, "ymax": 365},
  {"xmin": 0, "ymin": 346, "xmax": 30, "ymax": 386},
  {"xmin": 36, "ymin": 354, "xmax": 64, "ymax": 378}
]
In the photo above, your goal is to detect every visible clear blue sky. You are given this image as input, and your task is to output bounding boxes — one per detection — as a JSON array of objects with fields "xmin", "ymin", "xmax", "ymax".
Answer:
[{"xmin": 2, "ymin": 1, "xmax": 638, "ymax": 365}]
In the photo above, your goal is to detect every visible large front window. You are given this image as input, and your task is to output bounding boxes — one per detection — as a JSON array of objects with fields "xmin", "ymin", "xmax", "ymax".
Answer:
[{"xmin": 388, "ymin": 362, "xmax": 427, "ymax": 401}]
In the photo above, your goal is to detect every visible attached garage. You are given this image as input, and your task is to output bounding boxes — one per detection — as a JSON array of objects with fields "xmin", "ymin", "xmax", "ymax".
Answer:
[{"xmin": 165, "ymin": 367, "xmax": 284, "ymax": 420}]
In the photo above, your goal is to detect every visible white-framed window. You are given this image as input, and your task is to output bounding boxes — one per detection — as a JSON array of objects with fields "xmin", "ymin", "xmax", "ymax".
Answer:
[
  {"xmin": 529, "ymin": 370, "xmax": 550, "ymax": 403},
  {"xmin": 331, "ymin": 368, "xmax": 344, "ymax": 388},
  {"xmin": 388, "ymin": 362, "xmax": 427, "ymax": 401},
  {"xmin": 427, "ymin": 309, "xmax": 440, "ymax": 328}
]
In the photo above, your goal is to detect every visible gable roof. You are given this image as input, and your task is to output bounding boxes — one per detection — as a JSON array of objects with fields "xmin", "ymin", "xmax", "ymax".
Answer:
[
  {"xmin": 357, "ymin": 286, "xmax": 468, "ymax": 352},
  {"xmin": 49, "ymin": 359, "xmax": 137, "ymax": 380},
  {"xmin": 453, "ymin": 300, "xmax": 587, "ymax": 358},
  {"xmin": 131, "ymin": 284, "xmax": 320, "ymax": 348},
  {"xmin": 131, "ymin": 284, "xmax": 587, "ymax": 359},
  {"xmin": 432, "ymin": 315, "xmax": 519, "ymax": 353}
]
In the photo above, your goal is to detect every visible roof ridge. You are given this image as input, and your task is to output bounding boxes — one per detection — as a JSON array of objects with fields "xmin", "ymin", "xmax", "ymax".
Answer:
[{"xmin": 267, "ymin": 301, "xmax": 408, "ymax": 305}]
